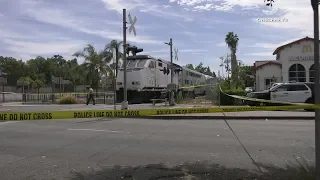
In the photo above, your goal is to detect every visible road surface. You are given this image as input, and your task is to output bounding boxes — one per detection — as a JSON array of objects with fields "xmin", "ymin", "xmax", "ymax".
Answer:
[{"xmin": 0, "ymin": 118, "xmax": 315, "ymax": 179}]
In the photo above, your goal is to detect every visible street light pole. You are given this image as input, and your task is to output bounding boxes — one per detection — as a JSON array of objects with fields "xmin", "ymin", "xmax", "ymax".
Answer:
[
  {"xmin": 169, "ymin": 38, "xmax": 173, "ymax": 85},
  {"xmin": 122, "ymin": 9, "xmax": 128, "ymax": 110},
  {"xmin": 312, "ymin": 0, "xmax": 320, "ymax": 179}
]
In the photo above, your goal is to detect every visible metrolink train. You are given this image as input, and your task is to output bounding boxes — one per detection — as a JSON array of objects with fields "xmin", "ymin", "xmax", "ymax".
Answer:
[{"xmin": 116, "ymin": 55, "xmax": 216, "ymax": 103}]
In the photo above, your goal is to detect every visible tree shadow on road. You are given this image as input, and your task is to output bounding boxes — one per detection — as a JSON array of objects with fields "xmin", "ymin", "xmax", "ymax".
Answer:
[{"xmin": 69, "ymin": 158, "xmax": 315, "ymax": 180}]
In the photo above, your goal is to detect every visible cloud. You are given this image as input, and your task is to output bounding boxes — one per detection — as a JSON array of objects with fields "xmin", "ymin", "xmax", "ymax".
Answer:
[
  {"xmin": 247, "ymin": 37, "xmax": 307, "ymax": 50},
  {"xmin": 3, "ymin": 38, "xmax": 85, "ymax": 56},
  {"xmin": 216, "ymin": 0, "xmax": 314, "ymax": 37},
  {"xmin": 216, "ymin": 42, "xmax": 226, "ymax": 47},
  {"xmin": 194, "ymin": 4, "xmax": 214, "ymax": 11},
  {"xmin": 248, "ymin": 43, "xmax": 277, "ymax": 49},
  {"xmin": 18, "ymin": 1, "xmax": 162, "ymax": 45},
  {"xmin": 100, "ymin": 0, "xmax": 143, "ymax": 13},
  {"xmin": 182, "ymin": 31, "xmax": 198, "ymax": 36},
  {"xmin": 180, "ymin": 49, "xmax": 208, "ymax": 53},
  {"xmin": 101, "ymin": 0, "xmax": 194, "ymax": 21},
  {"xmin": 144, "ymin": 49, "xmax": 168, "ymax": 54},
  {"xmin": 242, "ymin": 52, "xmax": 273, "ymax": 56},
  {"xmin": 146, "ymin": 48, "xmax": 208, "ymax": 54}
]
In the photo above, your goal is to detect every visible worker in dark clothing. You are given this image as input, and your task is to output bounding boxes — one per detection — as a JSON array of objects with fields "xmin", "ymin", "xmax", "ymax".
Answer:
[{"xmin": 86, "ymin": 87, "xmax": 95, "ymax": 105}]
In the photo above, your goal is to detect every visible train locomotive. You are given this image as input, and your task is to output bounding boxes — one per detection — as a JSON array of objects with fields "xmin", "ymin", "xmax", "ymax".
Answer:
[{"xmin": 116, "ymin": 53, "xmax": 215, "ymax": 103}]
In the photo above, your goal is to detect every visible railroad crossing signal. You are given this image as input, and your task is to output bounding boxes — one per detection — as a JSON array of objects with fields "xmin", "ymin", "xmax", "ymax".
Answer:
[
  {"xmin": 128, "ymin": 13, "xmax": 137, "ymax": 36},
  {"xmin": 174, "ymin": 48, "xmax": 178, "ymax": 61},
  {"xmin": 264, "ymin": 0, "xmax": 274, "ymax": 7}
]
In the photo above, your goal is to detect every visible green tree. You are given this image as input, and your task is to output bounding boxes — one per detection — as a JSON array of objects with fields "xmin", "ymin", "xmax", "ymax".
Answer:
[
  {"xmin": 185, "ymin": 64, "xmax": 194, "ymax": 70},
  {"xmin": 26, "ymin": 56, "xmax": 50, "ymax": 83},
  {"xmin": 73, "ymin": 44, "xmax": 110, "ymax": 89},
  {"xmin": 0, "ymin": 56, "xmax": 27, "ymax": 86},
  {"xmin": 17, "ymin": 76, "xmax": 33, "ymax": 93},
  {"xmin": 221, "ymin": 54, "xmax": 231, "ymax": 80},
  {"xmin": 225, "ymin": 32, "xmax": 239, "ymax": 82},
  {"xmin": 32, "ymin": 79, "xmax": 45, "ymax": 99},
  {"xmin": 195, "ymin": 62, "xmax": 206, "ymax": 73},
  {"xmin": 238, "ymin": 65, "xmax": 255, "ymax": 87}
]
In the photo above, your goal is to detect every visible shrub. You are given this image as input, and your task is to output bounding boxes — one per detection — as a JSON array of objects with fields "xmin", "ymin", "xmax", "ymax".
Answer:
[
  {"xmin": 57, "ymin": 95, "xmax": 78, "ymax": 104},
  {"xmin": 215, "ymin": 84, "xmax": 246, "ymax": 105}
]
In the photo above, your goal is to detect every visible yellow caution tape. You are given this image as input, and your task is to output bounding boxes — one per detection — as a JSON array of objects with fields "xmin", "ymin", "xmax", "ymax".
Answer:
[{"xmin": 0, "ymin": 104, "xmax": 318, "ymax": 121}]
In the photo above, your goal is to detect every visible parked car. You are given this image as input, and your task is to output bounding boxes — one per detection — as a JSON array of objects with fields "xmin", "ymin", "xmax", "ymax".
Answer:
[{"xmin": 243, "ymin": 82, "xmax": 314, "ymax": 108}]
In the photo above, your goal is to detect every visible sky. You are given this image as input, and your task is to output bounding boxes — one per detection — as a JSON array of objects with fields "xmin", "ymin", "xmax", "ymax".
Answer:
[{"xmin": 0, "ymin": 0, "xmax": 316, "ymax": 76}]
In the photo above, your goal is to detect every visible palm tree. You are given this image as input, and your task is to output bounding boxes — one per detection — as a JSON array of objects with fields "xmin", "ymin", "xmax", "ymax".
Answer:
[
  {"xmin": 104, "ymin": 40, "xmax": 123, "ymax": 77},
  {"xmin": 73, "ymin": 44, "xmax": 112, "ymax": 90},
  {"xmin": 225, "ymin": 32, "xmax": 239, "ymax": 82}
]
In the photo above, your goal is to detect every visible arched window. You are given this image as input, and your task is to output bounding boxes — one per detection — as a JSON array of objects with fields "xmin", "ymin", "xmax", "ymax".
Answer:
[
  {"xmin": 309, "ymin": 64, "xmax": 314, "ymax": 82},
  {"xmin": 288, "ymin": 64, "xmax": 306, "ymax": 82}
]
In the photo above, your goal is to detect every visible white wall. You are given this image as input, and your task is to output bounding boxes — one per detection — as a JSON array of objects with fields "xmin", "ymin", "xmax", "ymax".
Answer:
[
  {"xmin": 255, "ymin": 63, "xmax": 281, "ymax": 91},
  {"xmin": 278, "ymin": 40, "xmax": 316, "ymax": 82}
]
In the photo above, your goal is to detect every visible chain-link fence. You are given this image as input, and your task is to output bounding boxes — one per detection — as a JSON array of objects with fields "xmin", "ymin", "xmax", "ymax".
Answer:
[
  {"xmin": 0, "ymin": 83, "xmax": 117, "ymax": 105},
  {"xmin": 174, "ymin": 84, "xmax": 218, "ymax": 106},
  {"xmin": 21, "ymin": 92, "xmax": 114, "ymax": 104}
]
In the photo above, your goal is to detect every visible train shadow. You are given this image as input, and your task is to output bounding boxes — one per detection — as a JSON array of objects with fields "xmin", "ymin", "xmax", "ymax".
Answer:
[{"xmin": 69, "ymin": 159, "xmax": 315, "ymax": 180}]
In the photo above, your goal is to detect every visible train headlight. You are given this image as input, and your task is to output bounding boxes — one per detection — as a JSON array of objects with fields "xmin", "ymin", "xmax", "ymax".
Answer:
[{"xmin": 132, "ymin": 81, "xmax": 140, "ymax": 85}]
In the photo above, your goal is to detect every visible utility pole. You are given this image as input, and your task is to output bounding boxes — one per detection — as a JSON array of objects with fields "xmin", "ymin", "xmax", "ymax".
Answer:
[
  {"xmin": 121, "ymin": 9, "xmax": 137, "ymax": 110},
  {"xmin": 165, "ymin": 38, "xmax": 175, "ymax": 106},
  {"xmin": 122, "ymin": 9, "xmax": 128, "ymax": 110},
  {"xmin": 170, "ymin": 38, "xmax": 173, "ymax": 88},
  {"xmin": 311, "ymin": 0, "xmax": 320, "ymax": 179}
]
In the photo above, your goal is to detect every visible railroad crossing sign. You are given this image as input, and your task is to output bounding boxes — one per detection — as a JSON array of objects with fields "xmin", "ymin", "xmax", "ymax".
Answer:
[
  {"xmin": 174, "ymin": 48, "xmax": 178, "ymax": 61},
  {"xmin": 128, "ymin": 13, "xmax": 137, "ymax": 36}
]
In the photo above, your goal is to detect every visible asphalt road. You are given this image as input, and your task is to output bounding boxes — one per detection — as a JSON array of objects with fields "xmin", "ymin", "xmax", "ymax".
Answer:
[{"xmin": 0, "ymin": 118, "xmax": 315, "ymax": 180}]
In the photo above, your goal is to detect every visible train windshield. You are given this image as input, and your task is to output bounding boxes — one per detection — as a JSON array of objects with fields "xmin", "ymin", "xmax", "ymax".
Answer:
[{"xmin": 120, "ymin": 59, "xmax": 148, "ymax": 69}]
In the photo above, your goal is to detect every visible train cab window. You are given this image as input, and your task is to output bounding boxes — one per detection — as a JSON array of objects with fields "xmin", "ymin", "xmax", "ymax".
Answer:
[
  {"xmin": 128, "ymin": 60, "xmax": 138, "ymax": 68},
  {"xmin": 148, "ymin": 61, "xmax": 155, "ymax": 68},
  {"xmin": 158, "ymin": 62, "xmax": 163, "ymax": 67},
  {"xmin": 137, "ymin": 60, "xmax": 147, "ymax": 68}
]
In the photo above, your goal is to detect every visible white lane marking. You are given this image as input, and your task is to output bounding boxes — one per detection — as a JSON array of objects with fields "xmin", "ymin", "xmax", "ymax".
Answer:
[
  {"xmin": 67, "ymin": 128, "xmax": 125, "ymax": 133},
  {"xmin": 0, "ymin": 121, "xmax": 20, "ymax": 125}
]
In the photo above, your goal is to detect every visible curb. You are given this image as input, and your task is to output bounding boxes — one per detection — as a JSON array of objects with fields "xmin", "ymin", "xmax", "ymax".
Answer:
[{"xmin": 135, "ymin": 116, "xmax": 315, "ymax": 120}]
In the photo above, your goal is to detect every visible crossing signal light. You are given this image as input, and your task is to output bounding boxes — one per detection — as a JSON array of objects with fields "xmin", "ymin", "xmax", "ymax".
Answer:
[
  {"xmin": 160, "ymin": 67, "xmax": 170, "ymax": 75},
  {"xmin": 174, "ymin": 68, "xmax": 182, "ymax": 74},
  {"xmin": 126, "ymin": 45, "xmax": 143, "ymax": 56}
]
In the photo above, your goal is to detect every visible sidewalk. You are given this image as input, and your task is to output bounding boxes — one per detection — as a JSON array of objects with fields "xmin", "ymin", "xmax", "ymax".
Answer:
[{"xmin": 143, "ymin": 111, "xmax": 315, "ymax": 120}]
